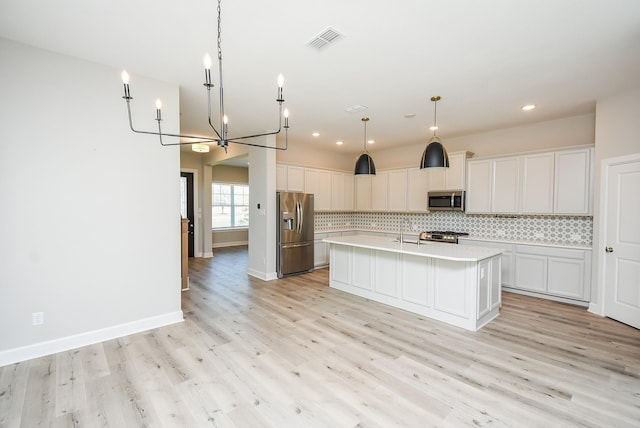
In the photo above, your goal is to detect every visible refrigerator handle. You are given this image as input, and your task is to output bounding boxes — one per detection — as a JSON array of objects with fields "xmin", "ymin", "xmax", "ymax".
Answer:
[{"xmin": 297, "ymin": 199, "xmax": 303, "ymax": 233}]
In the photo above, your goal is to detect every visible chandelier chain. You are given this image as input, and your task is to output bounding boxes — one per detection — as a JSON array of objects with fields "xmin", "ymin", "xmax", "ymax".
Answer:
[{"xmin": 217, "ymin": 0, "xmax": 222, "ymax": 61}]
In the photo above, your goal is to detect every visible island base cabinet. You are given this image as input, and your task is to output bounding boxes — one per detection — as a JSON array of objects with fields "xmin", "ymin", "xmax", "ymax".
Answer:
[{"xmin": 328, "ymin": 244, "xmax": 501, "ymax": 331}]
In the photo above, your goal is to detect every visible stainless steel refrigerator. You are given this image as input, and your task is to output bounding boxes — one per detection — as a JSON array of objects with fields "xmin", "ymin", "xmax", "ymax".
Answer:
[{"xmin": 277, "ymin": 192, "xmax": 314, "ymax": 278}]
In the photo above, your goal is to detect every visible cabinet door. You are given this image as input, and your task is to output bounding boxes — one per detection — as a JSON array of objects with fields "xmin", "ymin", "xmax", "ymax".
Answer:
[
  {"xmin": 371, "ymin": 172, "xmax": 389, "ymax": 211},
  {"xmin": 428, "ymin": 168, "xmax": 446, "ymax": 191},
  {"xmin": 446, "ymin": 152, "xmax": 466, "ymax": 190},
  {"xmin": 276, "ymin": 164, "xmax": 287, "ymax": 191},
  {"xmin": 331, "ymin": 172, "xmax": 345, "ymax": 211},
  {"xmin": 428, "ymin": 152, "xmax": 467, "ymax": 190},
  {"xmin": 501, "ymin": 251, "xmax": 514, "ymax": 287},
  {"xmin": 388, "ymin": 169, "xmax": 408, "ymax": 212},
  {"xmin": 547, "ymin": 256, "xmax": 584, "ymax": 299},
  {"xmin": 521, "ymin": 152, "xmax": 554, "ymax": 213},
  {"xmin": 492, "ymin": 157, "xmax": 520, "ymax": 213},
  {"xmin": 343, "ymin": 174, "xmax": 354, "ymax": 211},
  {"xmin": 313, "ymin": 234, "xmax": 328, "ymax": 267},
  {"xmin": 466, "ymin": 160, "xmax": 492, "ymax": 213},
  {"xmin": 554, "ymin": 148, "xmax": 591, "ymax": 214},
  {"xmin": 287, "ymin": 166, "xmax": 305, "ymax": 192},
  {"xmin": 355, "ymin": 176, "xmax": 372, "ymax": 211},
  {"xmin": 407, "ymin": 168, "xmax": 430, "ymax": 212},
  {"xmin": 305, "ymin": 169, "xmax": 331, "ymax": 211},
  {"xmin": 515, "ymin": 253, "xmax": 547, "ymax": 292}
]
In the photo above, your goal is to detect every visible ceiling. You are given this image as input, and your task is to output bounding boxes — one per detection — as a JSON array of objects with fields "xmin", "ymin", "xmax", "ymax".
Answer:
[{"xmin": 1, "ymin": 0, "xmax": 639, "ymax": 156}]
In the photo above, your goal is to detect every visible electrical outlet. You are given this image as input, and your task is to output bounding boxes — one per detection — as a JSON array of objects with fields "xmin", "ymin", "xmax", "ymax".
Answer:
[
  {"xmin": 32, "ymin": 312, "xmax": 44, "ymax": 326},
  {"xmin": 346, "ymin": 222, "xmax": 351, "ymax": 226},
  {"xmin": 371, "ymin": 223, "xmax": 376, "ymax": 227},
  {"xmin": 412, "ymin": 224, "xmax": 419, "ymax": 231},
  {"xmin": 535, "ymin": 233, "xmax": 544, "ymax": 239},
  {"xmin": 327, "ymin": 222, "xmax": 332, "ymax": 228},
  {"xmin": 496, "ymin": 230, "xmax": 506, "ymax": 237},
  {"xmin": 571, "ymin": 234, "xmax": 581, "ymax": 241}
]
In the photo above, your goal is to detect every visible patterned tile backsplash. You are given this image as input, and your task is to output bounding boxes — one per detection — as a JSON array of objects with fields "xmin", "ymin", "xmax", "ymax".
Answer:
[{"xmin": 315, "ymin": 211, "xmax": 593, "ymax": 247}]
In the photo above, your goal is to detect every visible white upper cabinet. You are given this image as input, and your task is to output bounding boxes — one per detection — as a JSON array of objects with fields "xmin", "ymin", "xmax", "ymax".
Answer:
[
  {"xmin": 466, "ymin": 159, "xmax": 493, "ymax": 213},
  {"xmin": 388, "ymin": 169, "xmax": 408, "ymax": 212},
  {"xmin": 305, "ymin": 168, "xmax": 331, "ymax": 211},
  {"xmin": 355, "ymin": 175, "xmax": 372, "ymax": 211},
  {"xmin": 287, "ymin": 166, "xmax": 305, "ymax": 192},
  {"xmin": 276, "ymin": 164, "xmax": 287, "ymax": 191},
  {"xmin": 331, "ymin": 171, "xmax": 345, "ymax": 211},
  {"xmin": 554, "ymin": 148, "xmax": 592, "ymax": 215},
  {"xmin": 465, "ymin": 146, "xmax": 593, "ymax": 215},
  {"xmin": 407, "ymin": 168, "xmax": 430, "ymax": 212},
  {"xmin": 331, "ymin": 171, "xmax": 354, "ymax": 211},
  {"xmin": 276, "ymin": 164, "xmax": 305, "ymax": 192},
  {"xmin": 343, "ymin": 173, "xmax": 354, "ymax": 211},
  {"xmin": 491, "ymin": 156, "xmax": 520, "ymax": 213},
  {"xmin": 520, "ymin": 152, "xmax": 555, "ymax": 213},
  {"xmin": 428, "ymin": 151, "xmax": 473, "ymax": 191},
  {"xmin": 371, "ymin": 172, "xmax": 389, "ymax": 211}
]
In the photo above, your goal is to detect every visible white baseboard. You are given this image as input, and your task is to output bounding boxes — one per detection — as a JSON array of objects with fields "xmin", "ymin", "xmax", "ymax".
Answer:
[
  {"xmin": 202, "ymin": 252, "xmax": 214, "ymax": 258},
  {"xmin": 0, "ymin": 311, "xmax": 184, "ymax": 367},
  {"xmin": 247, "ymin": 268, "xmax": 278, "ymax": 281},
  {"xmin": 211, "ymin": 241, "xmax": 249, "ymax": 248}
]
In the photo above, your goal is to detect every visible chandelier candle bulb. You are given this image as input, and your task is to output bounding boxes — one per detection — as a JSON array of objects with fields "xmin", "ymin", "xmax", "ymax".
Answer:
[
  {"xmin": 155, "ymin": 99, "xmax": 162, "ymax": 121},
  {"xmin": 284, "ymin": 108, "xmax": 289, "ymax": 128},
  {"xmin": 277, "ymin": 74, "xmax": 284, "ymax": 102},
  {"xmin": 203, "ymin": 54, "xmax": 213, "ymax": 86},
  {"xmin": 121, "ymin": 70, "xmax": 131, "ymax": 99}
]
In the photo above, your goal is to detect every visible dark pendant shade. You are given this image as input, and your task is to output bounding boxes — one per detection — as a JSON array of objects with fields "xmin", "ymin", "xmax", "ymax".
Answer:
[
  {"xmin": 420, "ymin": 140, "xmax": 450, "ymax": 169},
  {"xmin": 355, "ymin": 153, "xmax": 376, "ymax": 175}
]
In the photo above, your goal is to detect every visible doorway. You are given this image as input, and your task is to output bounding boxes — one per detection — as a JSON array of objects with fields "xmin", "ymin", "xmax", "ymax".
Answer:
[
  {"xmin": 180, "ymin": 171, "xmax": 195, "ymax": 257},
  {"xmin": 601, "ymin": 153, "xmax": 640, "ymax": 329}
]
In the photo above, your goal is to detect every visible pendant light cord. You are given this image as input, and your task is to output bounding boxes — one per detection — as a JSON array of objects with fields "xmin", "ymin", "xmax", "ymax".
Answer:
[{"xmin": 432, "ymin": 97, "xmax": 438, "ymax": 138}]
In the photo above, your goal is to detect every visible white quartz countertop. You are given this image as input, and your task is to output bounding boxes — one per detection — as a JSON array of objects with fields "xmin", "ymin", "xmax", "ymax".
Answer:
[{"xmin": 323, "ymin": 234, "xmax": 503, "ymax": 262}]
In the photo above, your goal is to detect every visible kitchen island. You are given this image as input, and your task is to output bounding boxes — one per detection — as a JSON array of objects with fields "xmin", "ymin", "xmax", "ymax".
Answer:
[{"xmin": 323, "ymin": 234, "xmax": 503, "ymax": 331}]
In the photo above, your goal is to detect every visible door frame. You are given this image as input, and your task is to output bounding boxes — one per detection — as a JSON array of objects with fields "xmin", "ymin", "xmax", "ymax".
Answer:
[
  {"xmin": 594, "ymin": 152, "xmax": 640, "ymax": 321},
  {"xmin": 181, "ymin": 168, "xmax": 201, "ymax": 257}
]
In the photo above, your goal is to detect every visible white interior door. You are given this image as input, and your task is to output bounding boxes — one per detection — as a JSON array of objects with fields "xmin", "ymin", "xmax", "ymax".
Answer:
[{"xmin": 603, "ymin": 158, "xmax": 640, "ymax": 329}]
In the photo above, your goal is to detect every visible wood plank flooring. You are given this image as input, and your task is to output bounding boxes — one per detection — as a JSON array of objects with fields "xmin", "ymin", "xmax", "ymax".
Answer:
[{"xmin": 1, "ymin": 245, "xmax": 639, "ymax": 427}]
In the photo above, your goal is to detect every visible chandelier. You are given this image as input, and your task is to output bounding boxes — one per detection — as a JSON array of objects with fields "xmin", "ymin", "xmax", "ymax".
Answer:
[{"xmin": 120, "ymin": 0, "xmax": 289, "ymax": 153}]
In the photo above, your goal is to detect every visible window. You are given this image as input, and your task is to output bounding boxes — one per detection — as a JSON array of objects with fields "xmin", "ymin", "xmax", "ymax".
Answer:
[{"xmin": 212, "ymin": 183, "xmax": 249, "ymax": 229}]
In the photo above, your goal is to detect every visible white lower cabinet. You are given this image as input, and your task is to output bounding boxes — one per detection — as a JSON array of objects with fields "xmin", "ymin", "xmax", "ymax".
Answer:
[
  {"xmin": 459, "ymin": 239, "xmax": 514, "ymax": 287},
  {"xmin": 514, "ymin": 244, "xmax": 591, "ymax": 302},
  {"xmin": 459, "ymin": 238, "xmax": 591, "ymax": 305},
  {"xmin": 314, "ymin": 231, "xmax": 350, "ymax": 268}
]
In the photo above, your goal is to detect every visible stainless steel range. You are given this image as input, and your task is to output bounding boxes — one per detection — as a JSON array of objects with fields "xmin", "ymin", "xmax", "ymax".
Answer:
[{"xmin": 420, "ymin": 231, "xmax": 469, "ymax": 244}]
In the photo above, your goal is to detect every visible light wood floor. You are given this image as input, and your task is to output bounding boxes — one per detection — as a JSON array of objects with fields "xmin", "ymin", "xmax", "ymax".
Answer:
[{"xmin": 1, "ymin": 246, "xmax": 639, "ymax": 427}]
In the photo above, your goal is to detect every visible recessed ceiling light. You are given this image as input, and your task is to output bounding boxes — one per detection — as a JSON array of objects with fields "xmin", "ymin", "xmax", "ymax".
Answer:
[
  {"xmin": 312, "ymin": 132, "xmax": 320, "ymax": 137},
  {"xmin": 345, "ymin": 104, "xmax": 368, "ymax": 113},
  {"xmin": 522, "ymin": 104, "xmax": 536, "ymax": 111},
  {"xmin": 336, "ymin": 141, "xmax": 343, "ymax": 145},
  {"xmin": 367, "ymin": 140, "xmax": 375, "ymax": 144},
  {"xmin": 404, "ymin": 113, "xmax": 416, "ymax": 119}
]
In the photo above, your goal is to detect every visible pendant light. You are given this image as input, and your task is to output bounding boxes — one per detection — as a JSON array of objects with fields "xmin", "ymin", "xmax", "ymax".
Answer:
[
  {"xmin": 354, "ymin": 117, "xmax": 376, "ymax": 175},
  {"xmin": 420, "ymin": 96, "xmax": 450, "ymax": 169}
]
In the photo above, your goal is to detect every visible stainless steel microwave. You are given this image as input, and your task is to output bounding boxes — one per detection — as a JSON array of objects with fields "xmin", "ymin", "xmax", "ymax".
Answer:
[{"xmin": 427, "ymin": 190, "xmax": 465, "ymax": 211}]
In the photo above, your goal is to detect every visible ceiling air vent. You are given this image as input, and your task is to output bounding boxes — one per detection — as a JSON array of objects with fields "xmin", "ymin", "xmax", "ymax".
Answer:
[{"xmin": 307, "ymin": 27, "xmax": 343, "ymax": 50}]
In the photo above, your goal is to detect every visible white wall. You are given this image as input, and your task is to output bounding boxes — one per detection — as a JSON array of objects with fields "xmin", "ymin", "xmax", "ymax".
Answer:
[
  {"xmin": 0, "ymin": 39, "xmax": 183, "ymax": 365},
  {"xmin": 590, "ymin": 85, "xmax": 640, "ymax": 314},
  {"xmin": 370, "ymin": 113, "xmax": 595, "ymax": 169},
  {"xmin": 248, "ymin": 137, "xmax": 277, "ymax": 280}
]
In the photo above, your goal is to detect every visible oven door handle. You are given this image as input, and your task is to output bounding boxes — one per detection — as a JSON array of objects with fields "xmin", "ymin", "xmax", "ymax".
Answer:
[{"xmin": 451, "ymin": 193, "xmax": 455, "ymax": 208}]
